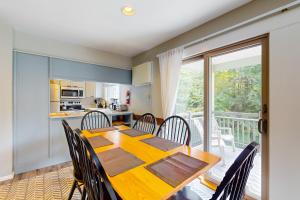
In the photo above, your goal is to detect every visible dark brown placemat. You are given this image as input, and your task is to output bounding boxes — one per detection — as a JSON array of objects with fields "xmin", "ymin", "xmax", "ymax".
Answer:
[
  {"xmin": 145, "ymin": 152, "xmax": 208, "ymax": 187},
  {"xmin": 88, "ymin": 127, "xmax": 117, "ymax": 133},
  {"xmin": 97, "ymin": 147, "xmax": 145, "ymax": 177},
  {"xmin": 87, "ymin": 136, "xmax": 113, "ymax": 148},
  {"xmin": 141, "ymin": 137, "xmax": 182, "ymax": 151},
  {"xmin": 120, "ymin": 129, "xmax": 149, "ymax": 137}
]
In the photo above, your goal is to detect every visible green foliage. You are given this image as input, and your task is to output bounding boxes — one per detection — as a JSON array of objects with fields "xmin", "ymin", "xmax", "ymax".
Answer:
[
  {"xmin": 175, "ymin": 64, "xmax": 262, "ymax": 114},
  {"xmin": 175, "ymin": 68, "xmax": 204, "ymax": 113}
]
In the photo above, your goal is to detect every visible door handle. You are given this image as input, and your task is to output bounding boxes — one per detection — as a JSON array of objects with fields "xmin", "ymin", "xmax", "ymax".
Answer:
[
  {"xmin": 258, "ymin": 119, "xmax": 263, "ymax": 134},
  {"xmin": 258, "ymin": 119, "xmax": 267, "ymax": 134}
]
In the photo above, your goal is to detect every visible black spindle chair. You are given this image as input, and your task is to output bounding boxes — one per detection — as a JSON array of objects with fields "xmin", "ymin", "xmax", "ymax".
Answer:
[
  {"xmin": 81, "ymin": 111, "xmax": 111, "ymax": 130},
  {"xmin": 73, "ymin": 129, "xmax": 118, "ymax": 200},
  {"xmin": 156, "ymin": 115, "xmax": 191, "ymax": 145},
  {"xmin": 62, "ymin": 120, "xmax": 83, "ymax": 200},
  {"xmin": 132, "ymin": 113, "xmax": 156, "ymax": 134},
  {"xmin": 169, "ymin": 141, "xmax": 259, "ymax": 200}
]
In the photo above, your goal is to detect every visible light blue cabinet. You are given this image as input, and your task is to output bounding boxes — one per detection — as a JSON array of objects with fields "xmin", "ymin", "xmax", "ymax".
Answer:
[
  {"xmin": 14, "ymin": 51, "xmax": 132, "ymax": 174},
  {"xmin": 49, "ymin": 117, "xmax": 82, "ymax": 163},
  {"xmin": 50, "ymin": 58, "xmax": 132, "ymax": 84},
  {"xmin": 14, "ymin": 52, "xmax": 50, "ymax": 173}
]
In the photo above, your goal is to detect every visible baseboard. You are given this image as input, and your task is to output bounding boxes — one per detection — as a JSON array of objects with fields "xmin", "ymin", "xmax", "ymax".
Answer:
[{"xmin": 0, "ymin": 173, "xmax": 14, "ymax": 182}]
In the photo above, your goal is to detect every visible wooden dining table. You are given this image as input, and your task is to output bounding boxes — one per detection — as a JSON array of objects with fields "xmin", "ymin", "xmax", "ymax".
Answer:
[{"xmin": 82, "ymin": 125, "xmax": 221, "ymax": 200}]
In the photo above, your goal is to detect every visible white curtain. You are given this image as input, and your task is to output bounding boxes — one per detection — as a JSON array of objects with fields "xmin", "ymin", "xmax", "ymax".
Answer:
[{"xmin": 158, "ymin": 47, "xmax": 184, "ymax": 119}]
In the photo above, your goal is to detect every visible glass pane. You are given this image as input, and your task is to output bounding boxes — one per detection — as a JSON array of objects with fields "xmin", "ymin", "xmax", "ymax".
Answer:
[
  {"xmin": 175, "ymin": 59, "xmax": 204, "ymax": 149},
  {"xmin": 209, "ymin": 45, "xmax": 262, "ymax": 199},
  {"xmin": 61, "ymin": 89, "xmax": 78, "ymax": 97}
]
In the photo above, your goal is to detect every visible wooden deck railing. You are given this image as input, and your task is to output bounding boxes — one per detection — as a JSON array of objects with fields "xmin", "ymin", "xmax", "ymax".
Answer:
[{"xmin": 180, "ymin": 112, "xmax": 260, "ymax": 148}]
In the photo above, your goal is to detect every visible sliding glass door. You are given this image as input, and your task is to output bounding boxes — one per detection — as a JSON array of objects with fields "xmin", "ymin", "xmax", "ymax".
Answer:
[
  {"xmin": 179, "ymin": 36, "xmax": 268, "ymax": 200},
  {"xmin": 207, "ymin": 44, "xmax": 263, "ymax": 199},
  {"xmin": 175, "ymin": 59, "xmax": 204, "ymax": 150}
]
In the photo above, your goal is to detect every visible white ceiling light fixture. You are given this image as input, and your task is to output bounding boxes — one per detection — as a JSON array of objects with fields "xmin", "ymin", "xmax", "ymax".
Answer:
[{"xmin": 121, "ymin": 6, "xmax": 135, "ymax": 16}]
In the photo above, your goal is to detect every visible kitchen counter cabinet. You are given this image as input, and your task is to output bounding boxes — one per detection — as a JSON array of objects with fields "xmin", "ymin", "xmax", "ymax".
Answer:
[
  {"xmin": 49, "ymin": 117, "xmax": 82, "ymax": 164},
  {"xmin": 48, "ymin": 111, "xmax": 132, "ymax": 164}
]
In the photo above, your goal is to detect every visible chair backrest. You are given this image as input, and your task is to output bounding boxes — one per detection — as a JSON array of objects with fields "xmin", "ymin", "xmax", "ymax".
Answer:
[
  {"xmin": 212, "ymin": 117, "xmax": 221, "ymax": 132},
  {"xmin": 74, "ymin": 129, "xmax": 118, "ymax": 200},
  {"xmin": 62, "ymin": 120, "xmax": 82, "ymax": 180},
  {"xmin": 156, "ymin": 115, "xmax": 191, "ymax": 145},
  {"xmin": 132, "ymin": 113, "xmax": 156, "ymax": 134},
  {"xmin": 210, "ymin": 142, "xmax": 259, "ymax": 200},
  {"xmin": 81, "ymin": 110, "xmax": 111, "ymax": 130}
]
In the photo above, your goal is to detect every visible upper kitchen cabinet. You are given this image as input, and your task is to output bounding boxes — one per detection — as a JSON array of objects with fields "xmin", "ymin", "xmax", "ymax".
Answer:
[
  {"xmin": 132, "ymin": 62, "xmax": 153, "ymax": 86},
  {"xmin": 60, "ymin": 80, "xmax": 71, "ymax": 87},
  {"xmin": 14, "ymin": 52, "xmax": 50, "ymax": 173},
  {"xmin": 85, "ymin": 81, "xmax": 103, "ymax": 98},
  {"xmin": 85, "ymin": 81, "xmax": 96, "ymax": 97},
  {"xmin": 71, "ymin": 81, "xmax": 85, "ymax": 88},
  {"xmin": 60, "ymin": 80, "xmax": 85, "ymax": 88}
]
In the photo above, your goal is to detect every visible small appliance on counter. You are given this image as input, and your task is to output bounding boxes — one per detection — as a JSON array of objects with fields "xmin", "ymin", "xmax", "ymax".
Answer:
[
  {"xmin": 95, "ymin": 98, "xmax": 107, "ymax": 108},
  {"xmin": 118, "ymin": 104, "xmax": 128, "ymax": 111},
  {"xmin": 110, "ymin": 98, "xmax": 119, "ymax": 110}
]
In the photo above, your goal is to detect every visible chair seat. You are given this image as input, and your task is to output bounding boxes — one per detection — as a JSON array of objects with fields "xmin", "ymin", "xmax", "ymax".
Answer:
[
  {"xmin": 168, "ymin": 179, "xmax": 214, "ymax": 200},
  {"xmin": 221, "ymin": 134, "xmax": 234, "ymax": 141}
]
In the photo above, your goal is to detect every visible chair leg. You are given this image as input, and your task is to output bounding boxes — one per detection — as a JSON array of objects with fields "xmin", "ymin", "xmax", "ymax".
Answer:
[
  {"xmin": 68, "ymin": 180, "xmax": 77, "ymax": 200},
  {"xmin": 81, "ymin": 187, "xmax": 86, "ymax": 200},
  {"xmin": 76, "ymin": 183, "xmax": 83, "ymax": 194},
  {"xmin": 232, "ymin": 140, "xmax": 236, "ymax": 152}
]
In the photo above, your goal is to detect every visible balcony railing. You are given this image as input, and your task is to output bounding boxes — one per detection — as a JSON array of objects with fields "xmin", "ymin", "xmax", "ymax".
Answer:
[{"xmin": 180, "ymin": 112, "xmax": 260, "ymax": 148}]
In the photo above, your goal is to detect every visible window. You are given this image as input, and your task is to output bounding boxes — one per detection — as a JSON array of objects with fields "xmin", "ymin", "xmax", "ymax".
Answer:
[
  {"xmin": 104, "ymin": 84, "xmax": 120, "ymax": 102},
  {"xmin": 175, "ymin": 59, "xmax": 204, "ymax": 114},
  {"xmin": 175, "ymin": 59, "xmax": 204, "ymax": 148}
]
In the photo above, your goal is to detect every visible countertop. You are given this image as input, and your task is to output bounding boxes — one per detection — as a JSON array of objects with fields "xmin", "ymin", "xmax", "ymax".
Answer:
[{"xmin": 49, "ymin": 109, "xmax": 132, "ymax": 119}]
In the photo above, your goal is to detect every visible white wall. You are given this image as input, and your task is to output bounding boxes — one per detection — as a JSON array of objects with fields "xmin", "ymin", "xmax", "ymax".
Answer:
[
  {"xmin": 0, "ymin": 21, "xmax": 13, "ymax": 180},
  {"xmin": 269, "ymin": 22, "xmax": 300, "ymax": 200},
  {"xmin": 14, "ymin": 31, "xmax": 132, "ymax": 69}
]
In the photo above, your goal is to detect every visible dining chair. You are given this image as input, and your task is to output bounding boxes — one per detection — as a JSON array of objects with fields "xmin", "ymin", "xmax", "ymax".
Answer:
[
  {"xmin": 62, "ymin": 120, "xmax": 83, "ymax": 200},
  {"xmin": 169, "ymin": 141, "xmax": 259, "ymax": 200},
  {"xmin": 132, "ymin": 113, "xmax": 156, "ymax": 134},
  {"xmin": 73, "ymin": 129, "xmax": 118, "ymax": 200},
  {"xmin": 156, "ymin": 115, "xmax": 191, "ymax": 145},
  {"xmin": 81, "ymin": 110, "xmax": 111, "ymax": 130}
]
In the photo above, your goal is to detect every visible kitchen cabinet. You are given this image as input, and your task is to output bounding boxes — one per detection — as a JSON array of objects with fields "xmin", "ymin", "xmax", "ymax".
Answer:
[
  {"xmin": 85, "ymin": 81, "xmax": 96, "ymax": 97},
  {"xmin": 132, "ymin": 62, "xmax": 152, "ymax": 86},
  {"xmin": 60, "ymin": 80, "xmax": 85, "ymax": 88},
  {"xmin": 14, "ymin": 52, "xmax": 50, "ymax": 173},
  {"xmin": 85, "ymin": 81, "xmax": 103, "ymax": 98},
  {"xmin": 72, "ymin": 81, "xmax": 85, "ymax": 88},
  {"xmin": 60, "ymin": 80, "xmax": 71, "ymax": 87},
  {"xmin": 49, "ymin": 117, "xmax": 82, "ymax": 163}
]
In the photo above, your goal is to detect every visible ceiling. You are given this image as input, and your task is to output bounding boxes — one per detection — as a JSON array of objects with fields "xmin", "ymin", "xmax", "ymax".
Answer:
[{"xmin": 0, "ymin": 0, "xmax": 251, "ymax": 57}]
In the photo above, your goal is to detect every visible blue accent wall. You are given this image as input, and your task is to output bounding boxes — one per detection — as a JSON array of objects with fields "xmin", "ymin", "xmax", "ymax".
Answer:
[{"xmin": 50, "ymin": 58, "xmax": 132, "ymax": 84}]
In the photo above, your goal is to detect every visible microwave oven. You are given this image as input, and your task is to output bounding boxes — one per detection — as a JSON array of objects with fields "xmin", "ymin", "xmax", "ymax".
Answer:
[{"xmin": 61, "ymin": 87, "xmax": 85, "ymax": 99}]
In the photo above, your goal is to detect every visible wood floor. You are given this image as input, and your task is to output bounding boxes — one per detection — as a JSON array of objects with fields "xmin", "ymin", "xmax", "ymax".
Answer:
[
  {"xmin": 0, "ymin": 162, "xmax": 255, "ymax": 200},
  {"xmin": 0, "ymin": 162, "xmax": 81, "ymax": 200}
]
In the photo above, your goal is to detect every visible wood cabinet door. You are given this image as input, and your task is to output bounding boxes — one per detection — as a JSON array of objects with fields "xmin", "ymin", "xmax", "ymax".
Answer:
[{"xmin": 85, "ymin": 81, "xmax": 96, "ymax": 97}]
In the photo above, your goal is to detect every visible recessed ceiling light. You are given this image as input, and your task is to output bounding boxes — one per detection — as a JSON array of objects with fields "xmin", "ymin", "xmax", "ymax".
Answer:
[{"xmin": 121, "ymin": 6, "xmax": 135, "ymax": 16}]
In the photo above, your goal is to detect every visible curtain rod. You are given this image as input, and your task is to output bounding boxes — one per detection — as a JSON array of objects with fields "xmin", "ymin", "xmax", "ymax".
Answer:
[{"xmin": 180, "ymin": 1, "xmax": 300, "ymax": 50}]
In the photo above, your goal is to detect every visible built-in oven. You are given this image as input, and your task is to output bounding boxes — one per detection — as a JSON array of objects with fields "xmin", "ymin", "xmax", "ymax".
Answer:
[{"xmin": 61, "ymin": 87, "xmax": 85, "ymax": 99}]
